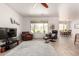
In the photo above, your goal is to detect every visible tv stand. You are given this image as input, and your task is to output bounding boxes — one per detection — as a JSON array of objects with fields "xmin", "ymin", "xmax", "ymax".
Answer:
[
  {"xmin": 0, "ymin": 40, "xmax": 20, "ymax": 53},
  {"xmin": 0, "ymin": 28, "xmax": 20, "ymax": 53}
]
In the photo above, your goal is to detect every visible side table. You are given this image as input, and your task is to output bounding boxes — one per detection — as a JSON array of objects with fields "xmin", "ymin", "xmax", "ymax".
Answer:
[{"xmin": 0, "ymin": 47, "xmax": 5, "ymax": 53}]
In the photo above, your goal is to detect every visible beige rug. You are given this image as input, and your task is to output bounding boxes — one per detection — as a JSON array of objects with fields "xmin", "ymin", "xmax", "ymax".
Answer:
[{"xmin": 5, "ymin": 40, "xmax": 59, "ymax": 56}]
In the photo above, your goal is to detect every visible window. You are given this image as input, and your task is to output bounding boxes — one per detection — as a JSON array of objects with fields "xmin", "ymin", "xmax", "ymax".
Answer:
[
  {"xmin": 31, "ymin": 22, "xmax": 48, "ymax": 33},
  {"xmin": 59, "ymin": 24, "xmax": 68, "ymax": 31}
]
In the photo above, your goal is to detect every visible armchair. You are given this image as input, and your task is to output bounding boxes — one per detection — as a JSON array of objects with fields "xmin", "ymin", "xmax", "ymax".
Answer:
[{"xmin": 21, "ymin": 32, "xmax": 33, "ymax": 41}]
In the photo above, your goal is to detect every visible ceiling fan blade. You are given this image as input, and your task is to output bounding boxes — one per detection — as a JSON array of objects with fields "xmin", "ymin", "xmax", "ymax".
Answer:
[{"xmin": 41, "ymin": 3, "xmax": 48, "ymax": 8}]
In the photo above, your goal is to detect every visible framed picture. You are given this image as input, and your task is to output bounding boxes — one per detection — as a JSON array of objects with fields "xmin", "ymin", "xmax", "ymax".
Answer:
[
  {"xmin": 14, "ymin": 20, "xmax": 16, "ymax": 24},
  {"xmin": 74, "ymin": 24, "xmax": 79, "ymax": 29},
  {"xmin": 10, "ymin": 18, "xmax": 13, "ymax": 24},
  {"xmin": 10, "ymin": 17, "xmax": 20, "ymax": 25}
]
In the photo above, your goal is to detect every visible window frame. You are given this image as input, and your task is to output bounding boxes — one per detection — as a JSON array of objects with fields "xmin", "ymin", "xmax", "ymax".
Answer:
[{"xmin": 31, "ymin": 22, "xmax": 48, "ymax": 34}]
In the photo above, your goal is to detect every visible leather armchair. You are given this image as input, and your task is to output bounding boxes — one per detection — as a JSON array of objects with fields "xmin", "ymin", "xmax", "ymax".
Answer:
[
  {"xmin": 21, "ymin": 32, "xmax": 33, "ymax": 41},
  {"xmin": 51, "ymin": 30, "xmax": 58, "ymax": 39}
]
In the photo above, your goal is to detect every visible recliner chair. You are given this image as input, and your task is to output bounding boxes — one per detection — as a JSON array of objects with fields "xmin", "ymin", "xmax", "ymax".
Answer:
[
  {"xmin": 51, "ymin": 30, "xmax": 58, "ymax": 39},
  {"xmin": 44, "ymin": 30, "xmax": 58, "ymax": 42}
]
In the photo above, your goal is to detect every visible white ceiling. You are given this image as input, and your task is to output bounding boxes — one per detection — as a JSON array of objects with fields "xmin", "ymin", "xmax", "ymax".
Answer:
[
  {"xmin": 6, "ymin": 3, "xmax": 59, "ymax": 17},
  {"xmin": 6, "ymin": 3, "xmax": 79, "ymax": 21}
]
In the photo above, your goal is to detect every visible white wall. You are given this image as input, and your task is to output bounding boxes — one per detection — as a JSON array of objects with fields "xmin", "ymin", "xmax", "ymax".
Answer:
[
  {"xmin": 0, "ymin": 4, "xmax": 23, "ymax": 40},
  {"xmin": 70, "ymin": 19, "xmax": 79, "ymax": 41},
  {"xmin": 59, "ymin": 4, "xmax": 70, "ymax": 21},
  {"xmin": 21, "ymin": 16, "xmax": 59, "ymax": 39},
  {"xmin": 59, "ymin": 4, "xmax": 79, "ymax": 21}
]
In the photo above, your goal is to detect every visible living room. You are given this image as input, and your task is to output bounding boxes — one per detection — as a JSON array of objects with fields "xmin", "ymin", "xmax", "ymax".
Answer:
[{"xmin": 0, "ymin": 3, "xmax": 79, "ymax": 56}]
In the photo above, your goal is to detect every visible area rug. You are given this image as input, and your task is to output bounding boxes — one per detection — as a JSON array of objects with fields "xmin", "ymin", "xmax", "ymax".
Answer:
[{"xmin": 5, "ymin": 40, "xmax": 59, "ymax": 56}]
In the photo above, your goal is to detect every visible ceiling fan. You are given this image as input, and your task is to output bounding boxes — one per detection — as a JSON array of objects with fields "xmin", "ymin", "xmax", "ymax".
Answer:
[
  {"xmin": 33, "ymin": 3, "xmax": 48, "ymax": 8},
  {"xmin": 41, "ymin": 3, "xmax": 48, "ymax": 8}
]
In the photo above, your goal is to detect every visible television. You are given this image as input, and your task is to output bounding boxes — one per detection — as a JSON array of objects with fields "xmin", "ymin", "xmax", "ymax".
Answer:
[
  {"xmin": 0, "ymin": 28, "xmax": 17, "ymax": 40},
  {"xmin": 7, "ymin": 28, "xmax": 17, "ymax": 38},
  {"xmin": 0, "ymin": 28, "xmax": 7, "ymax": 39}
]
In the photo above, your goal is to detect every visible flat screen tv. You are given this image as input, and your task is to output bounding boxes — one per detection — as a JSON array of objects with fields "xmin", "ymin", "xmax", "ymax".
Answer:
[
  {"xmin": 0, "ymin": 28, "xmax": 17, "ymax": 40},
  {"xmin": 7, "ymin": 28, "xmax": 17, "ymax": 38},
  {"xmin": 0, "ymin": 28, "xmax": 7, "ymax": 39}
]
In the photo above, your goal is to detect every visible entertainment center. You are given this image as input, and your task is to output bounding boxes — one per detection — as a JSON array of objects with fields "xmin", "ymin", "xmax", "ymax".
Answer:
[{"xmin": 0, "ymin": 28, "xmax": 19, "ymax": 53}]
